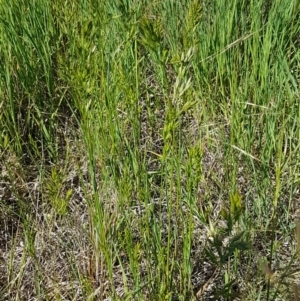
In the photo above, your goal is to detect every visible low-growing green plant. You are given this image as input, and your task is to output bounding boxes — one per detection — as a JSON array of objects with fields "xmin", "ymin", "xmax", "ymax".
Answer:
[{"xmin": 45, "ymin": 167, "xmax": 73, "ymax": 217}]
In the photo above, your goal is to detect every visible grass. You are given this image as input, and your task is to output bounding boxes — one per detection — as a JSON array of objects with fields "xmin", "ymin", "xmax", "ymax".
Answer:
[{"xmin": 0, "ymin": 0, "xmax": 300, "ymax": 300}]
